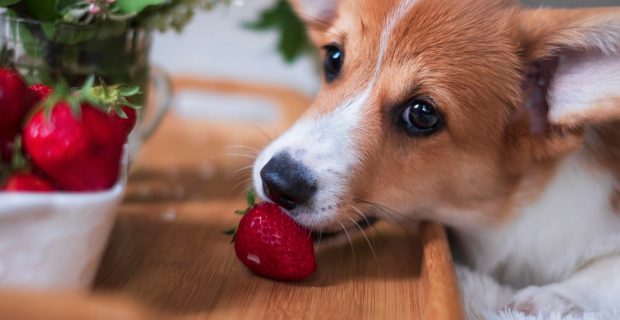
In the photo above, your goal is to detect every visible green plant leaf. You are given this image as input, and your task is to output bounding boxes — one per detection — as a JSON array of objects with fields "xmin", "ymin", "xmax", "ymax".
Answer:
[
  {"xmin": 116, "ymin": 0, "xmax": 166, "ymax": 14},
  {"xmin": 278, "ymin": 13, "xmax": 309, "ymax": 63},
  {"xmin": 42, "ymin": 23, "xmax": 98, "ymax": 45},
  {"xmin": 16, "ymin": 21, "xmax": 41, "ymax": 58},
  {"xmin": 25, "ymin": 0, "xmax": 60, "ymax": 21},
  {"xmin": 0, "ymin": 0, "xmax": 21, "ymax": 6},
  {"xmin": 245, "ymin": 0, "xmax": 312, "ymax": 63},
  {"xmin": 55, "ymin": 0, "xmax": 79, "ymax": 13}
]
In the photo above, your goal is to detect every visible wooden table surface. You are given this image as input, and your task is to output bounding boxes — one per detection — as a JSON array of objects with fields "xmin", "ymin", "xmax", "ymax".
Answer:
[{"xmin": 0, "ymin": 77, "xmax": 464, "ymax": 320}]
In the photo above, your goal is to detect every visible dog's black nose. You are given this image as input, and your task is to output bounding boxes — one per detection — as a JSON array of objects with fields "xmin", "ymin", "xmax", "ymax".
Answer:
[{"xmin": 260, "ymin": 152, "xmax": 317, "ymax": 210}]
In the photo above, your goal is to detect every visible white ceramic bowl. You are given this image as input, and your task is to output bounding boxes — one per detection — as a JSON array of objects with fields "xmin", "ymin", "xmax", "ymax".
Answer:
[{"xmin": 0, "ymin": 153, "xmax": 128, "ymax": 291}]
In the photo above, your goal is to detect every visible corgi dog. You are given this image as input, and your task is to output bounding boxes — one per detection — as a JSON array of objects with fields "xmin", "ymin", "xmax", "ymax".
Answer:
[{"xmin": 252, "ymin": 0, "xmax": 620, "ymax": 318}]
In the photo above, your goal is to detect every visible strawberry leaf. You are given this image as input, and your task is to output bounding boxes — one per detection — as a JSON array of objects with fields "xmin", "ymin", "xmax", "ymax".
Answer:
[
  {"xmin": 43, "ymin": 104, "xmax": 54, "ymax": 121},
  {"xmin": 122, "ymin": 99, "xmax": 141, "ymax": 109},
  {"xmin": 66, "ymin": 95, "xmax": 82, "ymax": 118},
  {"xmin": 223, "ymin": 226, "xmax": 238, "ymax": 242},
  {"xmin": 81, "ymin": 75, "xmax": 95, "ymax": 94},
  {"xmin": 114, "ymin": 104, "xmax": 128, "ymax": 119},
  {"xmin": 35, "ymin": 76, "xmax": 140, "ymax": 123},
  {"xmin": 9, "ymin": 137, "xmax": 29, "ymax": 172},
  {"xmin": 86, "ymin": 81, "xmax": 143, "ymax": 116},
  {"xmin": 234, "ymin": 210, "xmax": 247, "ymax": 216},
  {"xmin": 119, "ymin": 86, "xmax": 140, "ymax": 97},
  {"xmin": 41, "ymin": 78, "xmax": 70, "ymax": 121},
  {"xmin": 246, "ymin": 189, "xmax": 256, "ymax": 207}
]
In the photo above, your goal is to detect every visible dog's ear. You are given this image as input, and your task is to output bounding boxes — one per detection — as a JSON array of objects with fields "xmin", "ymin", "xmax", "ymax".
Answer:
[
  {"xmin": 288, "ymin": 0, "xmax": 340, "ymax": 44},
  {"xmin": 519, "ymin": 8, "xmax": 620, "ymax": 134},
  {"xmin": 288, "ymin": 0, "xmax": 339, "ymax": 25}
]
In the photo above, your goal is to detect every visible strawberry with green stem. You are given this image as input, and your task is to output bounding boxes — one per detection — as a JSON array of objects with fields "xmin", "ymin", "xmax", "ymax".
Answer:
[
  {"xmin": 227, "ymin": 190, "xmax": 317, "ymax": 281},
  {"xmin": 22, "ymin": 77, "xmax": 141, "ymax": 192}
]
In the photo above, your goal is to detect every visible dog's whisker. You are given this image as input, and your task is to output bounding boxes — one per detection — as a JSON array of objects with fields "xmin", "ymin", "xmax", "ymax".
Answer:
[
  {"xmin": 355, "ymin": 199, "xmax": 418, "ymax": 226},
  {"xmin": 346, "ymin": 212, "xmax": 380, "ymax": 271},
  {"xmin": 337, "ymin": 219, "xmax": 356, "ymax": 267},
  {"xmin": 350, "ymin": 205, "xmax": 373, "ymax": 231},
  {"xmin": 350, "ymin": 205, "xmax": 395, "ymax": 254},
  {"xmin": 233, "ymin": 171, "xmax": 253, "ymax": 179},
  {"xmin": 227, "ymin": 165, "xmax": 254, "ymax": 179},
  {"xmin": 228, "ymin": 167, "xmax": 254, "ymax": 180},
  {"xmin": 229, "ymin": 166, "xmax": 254, "ymax": 185},
  {"xmin": 315, "ymin": 230, "xmax": 323, "ymax": 247},
  {"xmin": 205, "ymin": 152, "xmax": 257, "ymax": 165},
  {"xmin": 349, "ymin": 205, "xmax": 379, "ymax": 248},
  {"xmin": 225, "ymin": 145, "xmax": 260, "ymax": 155},
  {"xmin": 226, "ymin": 144, "xmax": 261, "ymax": 151},
  {"xmin": 231, "ymin": 177, "xmax": 253, "ymax": 196},
  {"xmin": 224, "ymin": 152, "xmax": 258, "ymax": 160},
  {"xmin": 250, "ymin": 125, "xmax": 275, "ymax": 144},
  {"xmin": 231, "ymin": 176, "xmax": 252, "ymax": 190},
  {"xmin": 350, "ymin": 204, "xmax": 412, "ymax": 271},
  {"xmin": 231, "ymin": 173, "xmax": 254, "ymax": 186},
  {"xmin": 354, "ymin": 200, "xmax": 416, "ymax": 239}
]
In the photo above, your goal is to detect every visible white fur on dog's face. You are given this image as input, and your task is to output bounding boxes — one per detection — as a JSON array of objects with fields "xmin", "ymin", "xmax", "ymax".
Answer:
[{"xmin": 253, "ymin": 87, "xmax": 371, "ymax": 228}]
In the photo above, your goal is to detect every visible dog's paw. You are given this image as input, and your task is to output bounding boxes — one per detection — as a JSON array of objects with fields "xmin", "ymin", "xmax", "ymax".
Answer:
[{"xmin": 505, "ymin": 286, "xmax": 583, "ymax": 317}]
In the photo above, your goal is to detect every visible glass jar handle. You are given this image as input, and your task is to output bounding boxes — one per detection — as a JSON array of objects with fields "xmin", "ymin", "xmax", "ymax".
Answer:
[{"xmin": 139, "ymin": 65, "xmax": 172, "ymax": 141}]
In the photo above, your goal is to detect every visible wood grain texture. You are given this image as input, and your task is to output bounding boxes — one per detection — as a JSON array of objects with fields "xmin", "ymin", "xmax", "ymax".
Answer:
[
  {"xmin": 0, "ymin": 290, "xmax": 174, "ymax": 320},
  {"xmin": 421, "ymin": 224, "xmax": 465, "ymax": 320}
]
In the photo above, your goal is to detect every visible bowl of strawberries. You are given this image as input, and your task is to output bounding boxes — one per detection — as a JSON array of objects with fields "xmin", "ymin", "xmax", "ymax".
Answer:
[{"xmin": 0, "ymin": 68, "xmax": 136, "ymax": 290}]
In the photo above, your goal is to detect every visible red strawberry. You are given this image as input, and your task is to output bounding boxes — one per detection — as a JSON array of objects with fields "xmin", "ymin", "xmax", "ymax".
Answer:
[
  {"xmin": 0, "ymin": 68, "xmax": 34, "ymax": 129},
  {"xmin": 2, "ymin": 173, "xmax": 55, "ymax": 192},
  {"xmin": 23, "ymin": 102, "xmax": 129, "ymax": 192},
  {"xmin": 0, "ymin": 129, "xmax": 13, "ymax": 163},
  {"xmin": 109, "ymin": 105, "xmax": 137, "ymax": 137},
  {"xmin": 233, "ymin": 202, "xmax": 316, "ymax": 281},
  {"xmin": 0, "ymin": 69, "xmax": 34, "ymax": 161},
  {"xmin": 29, "ymin": 84, "xmax": 53, "ymax": 104}
]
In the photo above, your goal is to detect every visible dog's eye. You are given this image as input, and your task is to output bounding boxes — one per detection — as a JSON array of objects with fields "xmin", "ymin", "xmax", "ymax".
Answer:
[
  {"xmin": 323, "ymin": 44, "xmax": 343, "ymax": 83},
  {"xmin": 401, "ymin": 100, "xmax": 441, "ymax": 136}
]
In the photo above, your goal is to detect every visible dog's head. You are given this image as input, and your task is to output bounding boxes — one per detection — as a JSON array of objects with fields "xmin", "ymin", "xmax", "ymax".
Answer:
[{"xmin": 253, "ymin": 0, "xmax": 620, "ymax": 233}]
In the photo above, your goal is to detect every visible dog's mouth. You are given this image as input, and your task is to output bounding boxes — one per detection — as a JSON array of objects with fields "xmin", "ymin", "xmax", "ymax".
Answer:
[{"xmin": 311, "ymin": 216, "xmax": 379, "ymax": 243}]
